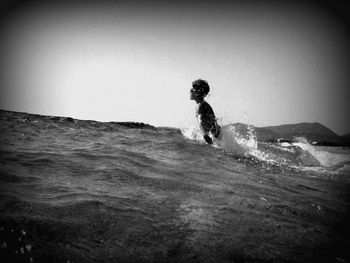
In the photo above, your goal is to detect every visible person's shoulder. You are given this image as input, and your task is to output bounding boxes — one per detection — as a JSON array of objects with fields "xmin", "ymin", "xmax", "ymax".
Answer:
[
  {"xmin": 198, "ymin": 101, "xmax": 213, "ymax": 113},
  {"xmin": 198, "ymin": 101, "xmax": 207, "ymax": 107}
]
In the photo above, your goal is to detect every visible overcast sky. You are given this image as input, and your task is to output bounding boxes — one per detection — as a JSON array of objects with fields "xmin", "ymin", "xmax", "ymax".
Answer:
[{"xmin": 0, "ymin": 0, "xmax": 349, "ymax": 134}]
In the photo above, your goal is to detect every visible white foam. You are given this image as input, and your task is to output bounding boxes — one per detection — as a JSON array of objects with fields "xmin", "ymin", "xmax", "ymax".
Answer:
[
  {"xmin": 180, "ymin": 126, "xmax": 204, "ymax": 142},
  {"xmin": 181, "ymin": 124, "xmax": 350, "ymax": 171},
  {"xmin": 293, "ymin": 140, "xmax": 350, "ymax": 168},
  {"xmin": 216, "ymin": 124, "xmax": 257, "ymax": 154}
]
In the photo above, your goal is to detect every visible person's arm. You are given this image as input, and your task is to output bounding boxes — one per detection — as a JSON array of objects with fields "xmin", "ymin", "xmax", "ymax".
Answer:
[
  {"xmin": 198, "ymin": 114, "xmax": 213, "ymax": 144},
  {"xmin": 203, "ymin": 134, "xmax": 213, "ymax": 144}
]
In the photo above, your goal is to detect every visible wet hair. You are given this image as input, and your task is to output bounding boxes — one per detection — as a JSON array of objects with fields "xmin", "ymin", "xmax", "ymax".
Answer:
[{"xmin": 192, "ymin": 79, "xmax": 210, "ymax": 97}]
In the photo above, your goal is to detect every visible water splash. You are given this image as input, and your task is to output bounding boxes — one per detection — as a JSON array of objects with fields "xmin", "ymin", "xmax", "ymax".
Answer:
[
  {"xmin": 180, "ymin": 126, "xmax": 204, "ymax": 142},
  {"xmin": 293, "ymin": 137, "xmax": 350, "ymax": 168},
  {"xmin": 216, "ymin": 123, "xmax": 258, "ymax": 154},
  {"xmin": 181, "ymin": 123, "xmax": 322, "ymax": 167}
]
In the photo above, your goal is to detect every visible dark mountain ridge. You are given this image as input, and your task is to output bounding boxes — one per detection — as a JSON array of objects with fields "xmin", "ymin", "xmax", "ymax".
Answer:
[
  {"xmin": 263, "ymin": 122, "xmax": 338, "ymax": 137},
  {"xmin": 259, "ymin": 122, "xmax": 349, "ymax": 146}
]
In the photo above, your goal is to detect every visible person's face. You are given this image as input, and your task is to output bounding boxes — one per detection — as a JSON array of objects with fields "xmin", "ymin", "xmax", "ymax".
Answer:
[{"xmin": 190, "ymin": 88, "xmax": 201, "ymax": 100}]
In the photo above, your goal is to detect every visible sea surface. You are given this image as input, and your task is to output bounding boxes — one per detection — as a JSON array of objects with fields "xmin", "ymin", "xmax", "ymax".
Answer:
[{"xmin": 0, "ymin": 110, "xmax": 349, "ymax": 263}]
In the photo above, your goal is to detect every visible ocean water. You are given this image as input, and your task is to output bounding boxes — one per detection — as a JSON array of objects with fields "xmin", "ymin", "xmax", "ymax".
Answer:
[{"xmin": 0, "ymin": 110, "xmax": 349, "ymax": 263}]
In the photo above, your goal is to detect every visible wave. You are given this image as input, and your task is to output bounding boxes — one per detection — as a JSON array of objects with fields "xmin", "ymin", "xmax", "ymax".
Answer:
[
  {"xmin": 2, "ymin": 109, "xmax": 349, "ymax": 175},
  {"xmin": 0, "ymin": 109, "xmax": 157, "ymax": 131},
  {"xmin": 1, "ymin": 109, "xmax": 349, "ymax": 262},
  {"xmin": 181, "ymin": 122, "xmax": 350, "ymax": 171}
]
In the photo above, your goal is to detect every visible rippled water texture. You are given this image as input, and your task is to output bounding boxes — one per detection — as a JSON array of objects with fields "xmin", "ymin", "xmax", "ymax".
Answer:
[{"xmin": 0, "ymin": 110, "xmax": 349, "ymax": 263}]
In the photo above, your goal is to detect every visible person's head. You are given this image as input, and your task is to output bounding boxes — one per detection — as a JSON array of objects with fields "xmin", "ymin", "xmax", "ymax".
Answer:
[{"xmin": 190, "ymin": 79, "xmax": 210, "ymax": 101}]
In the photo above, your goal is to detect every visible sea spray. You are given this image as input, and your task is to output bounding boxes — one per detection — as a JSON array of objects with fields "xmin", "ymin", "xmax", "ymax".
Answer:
[
  {"xmin": 293, "ymin": 137, "xmax": 350, "ymax": 168},
  {"xmin": 181, "ymin": 122, "xmax": 258, "ymax": 154},
  {"xmin": 181, "ymin": 122, "xmax": 321, "ymax": 167},
  {"xmin": 216, "ymin": 123, "xmax": 258, "ymax": 154},
  {"xmin": 180, "ymin": 126, "xmax": 204, "ymax": 142}
]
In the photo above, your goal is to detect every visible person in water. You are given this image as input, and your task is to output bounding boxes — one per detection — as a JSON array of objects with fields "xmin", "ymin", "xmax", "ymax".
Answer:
[{"xmin": 190, "ymin": 79, "xmax": 221, "ymax": 144}]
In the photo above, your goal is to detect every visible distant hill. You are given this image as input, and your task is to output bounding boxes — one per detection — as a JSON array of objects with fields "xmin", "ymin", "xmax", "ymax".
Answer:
[
  {"xmin": 254, "ymin": 127, "xmax": 281, "ymax": 142},
  {"xmin": 257, "ymin": 122, "xmax": 349, "ymax": 146},
  {"xmin": 260, "ymin": 122, "xmax": 337, "ymax": 142},
  {"xmin": 263, "ymin": 122, "xmax": 338, "ymax": 137}
]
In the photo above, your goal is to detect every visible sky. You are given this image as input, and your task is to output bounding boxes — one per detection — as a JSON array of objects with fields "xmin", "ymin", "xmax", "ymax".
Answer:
[{"xmin": 0, "ymin": 0, "xmax": 349, "ymax": 134}]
